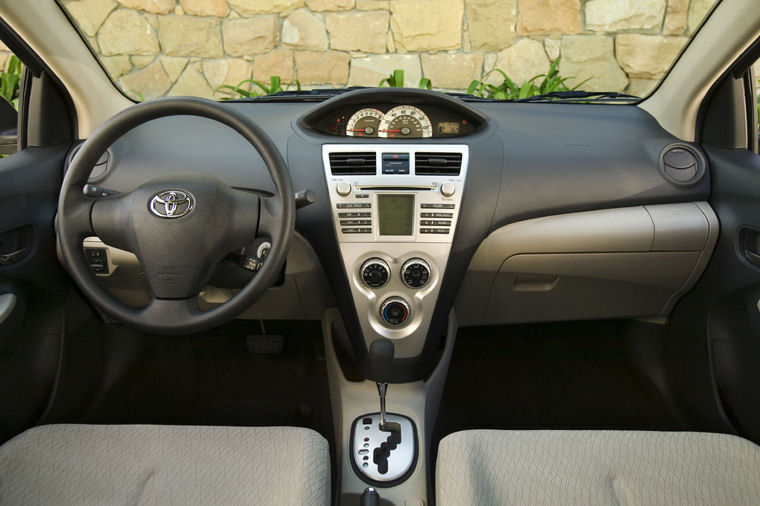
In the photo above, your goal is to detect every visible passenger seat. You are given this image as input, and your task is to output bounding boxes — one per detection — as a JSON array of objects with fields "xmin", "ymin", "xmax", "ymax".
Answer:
[{"xmin": 436, "ymin": 430, "xmax": 760, "ymax": 505}]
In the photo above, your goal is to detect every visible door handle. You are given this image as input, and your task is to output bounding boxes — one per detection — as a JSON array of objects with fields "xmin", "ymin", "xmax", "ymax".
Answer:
[
  {"xmin": 738, "ymin": 227, "xmax": 760, "ymax": 267},
  {"xmin": 0, "ymin": 247, "xmax": 28, "ymax": 265}
]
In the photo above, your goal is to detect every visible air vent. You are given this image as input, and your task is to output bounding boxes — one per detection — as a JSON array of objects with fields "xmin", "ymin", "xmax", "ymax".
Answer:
[
  {"xmin": 414, "ymin": 152, "xmax": 462, "ymax": 175},
  {"xmin": 329, "ymin": 152, "xmax": 376, "ymax": 175},
  {"xmin": 659, "ymin": 143, "xmax": 705, "ymax": 185}
]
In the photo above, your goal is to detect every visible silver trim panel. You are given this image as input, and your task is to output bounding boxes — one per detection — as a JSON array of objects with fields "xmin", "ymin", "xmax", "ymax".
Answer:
[
  {"xmin": 323, "ymin": 144, "xmax": 468, "ymax": 358},
  {"xmin": 351, "ymin": 413, "xmax": 415, "ymax": 483}
]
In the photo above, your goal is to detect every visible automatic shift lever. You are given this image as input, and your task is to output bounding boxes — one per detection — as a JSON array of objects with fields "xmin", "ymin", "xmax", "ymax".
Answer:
[{"xmin": 369, "ymin": 338, "xmax": 394, "ymax": 428}]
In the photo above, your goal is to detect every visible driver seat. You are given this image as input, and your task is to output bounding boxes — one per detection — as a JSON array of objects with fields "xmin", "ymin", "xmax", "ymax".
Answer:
[{"xmin": 0, "ymin": 424, "xmax": 330, "ymax": 505}]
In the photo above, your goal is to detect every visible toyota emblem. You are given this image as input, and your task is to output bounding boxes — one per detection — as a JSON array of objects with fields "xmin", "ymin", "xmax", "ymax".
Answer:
[{"xmin": 149, "ymin": 190, "xmax": 194, "ymax": 218}]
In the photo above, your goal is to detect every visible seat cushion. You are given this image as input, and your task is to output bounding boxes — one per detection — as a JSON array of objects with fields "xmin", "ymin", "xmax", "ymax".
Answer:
[
  {"xmin": 436, "ymin": 430, "xmax": 760, "ymax": 506},
  {"xmin": 0, "ymin": 424, "xmax": 330, "ymax": 505}
]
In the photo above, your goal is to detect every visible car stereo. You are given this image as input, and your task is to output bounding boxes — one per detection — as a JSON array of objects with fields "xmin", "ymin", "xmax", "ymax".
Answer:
[{"xmin": 323, "ymin": 145, "xmax": 467, "ymax": 244}]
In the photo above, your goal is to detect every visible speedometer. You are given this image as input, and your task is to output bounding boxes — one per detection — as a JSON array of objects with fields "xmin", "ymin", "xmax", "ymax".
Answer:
[
  {"xmin": 346, "ymin": 108, "xmax": 384, "ymax": 137},
  {"xmin": 378, "ymin": 106, "xmax": 432, "ymax": 138}
]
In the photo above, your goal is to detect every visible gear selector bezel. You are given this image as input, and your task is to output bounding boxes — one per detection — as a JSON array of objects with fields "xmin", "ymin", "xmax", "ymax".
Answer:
[{"xmin": 350, "ymin": 413, "xmax": 418, "ymax": 486}]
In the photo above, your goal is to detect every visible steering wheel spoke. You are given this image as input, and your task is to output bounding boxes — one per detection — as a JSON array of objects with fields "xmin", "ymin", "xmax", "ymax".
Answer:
[
  {"xmin": 139, "ymin": 296, "xmax": 202, "ymax": 331},
  {"xmin": 91, "ymin": 192, "xmax": 135, "ymax": 252},
  {"xmin": 258, "ymin": 194, "xmax": 285, "ymax": 238}
]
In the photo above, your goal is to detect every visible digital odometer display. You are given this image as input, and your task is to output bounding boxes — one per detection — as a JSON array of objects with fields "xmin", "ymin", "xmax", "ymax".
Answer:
[{"xmin": 378, "ymin": 194, "xmax": 415, "ymax": 236}]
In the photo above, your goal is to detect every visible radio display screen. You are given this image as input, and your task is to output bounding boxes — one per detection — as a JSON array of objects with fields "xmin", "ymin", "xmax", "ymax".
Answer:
[{"xmin": 378, "ymin": 194, "xmax": 415, "ymax": 236}]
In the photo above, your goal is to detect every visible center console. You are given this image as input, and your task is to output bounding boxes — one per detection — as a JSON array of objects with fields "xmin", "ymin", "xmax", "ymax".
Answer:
[{"xmin": 323, "ymin": 144, "xmax": 468, "ymax": 359}]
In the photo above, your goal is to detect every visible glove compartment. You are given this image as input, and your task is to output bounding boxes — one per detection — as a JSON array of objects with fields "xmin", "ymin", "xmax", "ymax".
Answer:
[{"xmin": 456, "ymin": 202, "xmax": 719, "ymax": 326}]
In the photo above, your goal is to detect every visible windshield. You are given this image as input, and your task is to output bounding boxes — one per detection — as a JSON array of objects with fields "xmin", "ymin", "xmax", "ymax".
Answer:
[{"xmin": 57, "ymin": 0, "xmax": 719, "ymax": 102}]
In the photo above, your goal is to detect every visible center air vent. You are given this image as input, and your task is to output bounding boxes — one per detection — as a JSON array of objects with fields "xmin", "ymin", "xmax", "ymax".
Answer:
[
  {"xmin": 414, "ymin": 152, "xmax": 462, "ymax": 175},
  {"xmin": 329, "ymin": 152, "xmax": 376, "ymax": 175}
]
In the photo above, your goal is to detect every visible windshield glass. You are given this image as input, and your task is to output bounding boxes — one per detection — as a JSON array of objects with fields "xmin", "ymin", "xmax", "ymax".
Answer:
[{"xmin": 57, "ymin": 0, "xmax": 719, "ymax": 102}]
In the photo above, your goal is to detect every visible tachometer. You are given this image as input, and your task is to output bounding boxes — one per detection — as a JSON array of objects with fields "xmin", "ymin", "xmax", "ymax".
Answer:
[
  {"xmin": 378, "ymin": 106, "xmax": 432, "ymax": 138},
  {"xmin": 346, "ymin": 108, "xmax": 384, "ymax": 137}
]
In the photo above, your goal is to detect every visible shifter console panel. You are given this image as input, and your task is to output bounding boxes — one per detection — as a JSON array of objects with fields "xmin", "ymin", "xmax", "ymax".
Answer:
[{"xmin": 351, "ymin": 413, "xmax": 416, "ymax": 483}]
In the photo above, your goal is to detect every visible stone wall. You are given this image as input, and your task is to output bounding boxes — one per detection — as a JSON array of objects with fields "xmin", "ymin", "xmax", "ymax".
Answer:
[{"xmin": 46, "ymin": 1, "xmax": 732, "ymax": 100}]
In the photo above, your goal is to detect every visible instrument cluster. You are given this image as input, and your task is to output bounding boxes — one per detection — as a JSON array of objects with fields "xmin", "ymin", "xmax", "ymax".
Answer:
[{"xmin": 314, "ymin": 104, "xmax": 477, "ymax": 138}]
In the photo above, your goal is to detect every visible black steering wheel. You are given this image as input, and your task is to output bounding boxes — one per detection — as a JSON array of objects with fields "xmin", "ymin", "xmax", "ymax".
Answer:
[{"xmin": 57, "ymin": 97, "xmax": 295, "ymax": 334}]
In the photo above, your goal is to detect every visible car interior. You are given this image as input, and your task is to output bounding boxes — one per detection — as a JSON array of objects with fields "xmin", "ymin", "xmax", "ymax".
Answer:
[{"xmin": 0, "ymin": 0, "xmax": 759, "ymax": 504}]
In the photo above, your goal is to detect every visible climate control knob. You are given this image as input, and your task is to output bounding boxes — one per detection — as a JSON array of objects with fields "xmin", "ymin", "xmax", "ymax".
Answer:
[
  {"xmin": 380, "ymin": 297, "xmax": 410, "ymax": 326},
  {"xmin": 360, "ymin": 258, "xmax": 390, "ymax": 288},
  {"xmin": 401, "ymin": 258, "xmax": 431, "ymax": 289}
]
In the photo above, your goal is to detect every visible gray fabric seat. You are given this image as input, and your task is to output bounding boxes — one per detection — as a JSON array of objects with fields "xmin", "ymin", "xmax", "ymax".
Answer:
[
  {"xmin": 0, "ymin": 424, "xmax": 330, "ymax": 505},
  {"xmin": 436, "ymin": 430, "xmax": 760, "ymax": 506}
]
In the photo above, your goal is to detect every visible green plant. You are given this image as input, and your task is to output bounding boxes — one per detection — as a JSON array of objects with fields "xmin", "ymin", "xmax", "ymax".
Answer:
[
  {"xmin": 129, "ymin": 90, "xmax": 146, "ymax": 102},
  {"xmin": 467, "ymin": 58, "xmax": 586, "ymax": 100},
  {"xmin": 216, "ymin": 76, "xmax": 301, "ymax": 99},
  {"xmin": 378, "ymin": 69, "xmax": 434, "ymax": 90},
  {"xmin": 0, "ymin": 55, "xmax": 22, "ymax": 109}
]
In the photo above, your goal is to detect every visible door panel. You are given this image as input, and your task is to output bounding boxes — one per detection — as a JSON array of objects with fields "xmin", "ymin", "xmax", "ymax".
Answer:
[
  {"xmin": 0, "ymin": 143, "xmax": 71, "ymax": 442},
  {"xmin": 667, "ymin": 145, "xmax": 760, "ymax": 442}
]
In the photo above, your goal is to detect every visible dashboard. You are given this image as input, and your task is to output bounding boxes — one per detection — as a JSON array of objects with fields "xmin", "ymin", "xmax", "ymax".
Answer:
[{"xmin": 75, "ymin": 88, "xmax": 714, "ymax": 380}]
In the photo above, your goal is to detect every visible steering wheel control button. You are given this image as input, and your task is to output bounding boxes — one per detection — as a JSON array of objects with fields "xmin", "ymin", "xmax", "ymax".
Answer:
[
  {"xmin": 401, "ymin": 259, "xmax": 430, "ymax": 289},
  {"xmin": 361, "ymin": 258, "xmax": 390, "ymax": 288},
  {"xmin": 336, "ymin": 182, "xmax": 352, "ymax": 196},
  {"xmin": 85, "ymin": 248, "xmax": 109, "ymax": 275},
  {"xmin": 440, "ymin": 181, "xmax": 456, "ymax": 197},
  {"xmin": 381, "ymin": 297, "xmax": 410, "ymax": 326},
  {"xmin": 149, "ymin": 189, "xmax": 194, "ymax": 218}
]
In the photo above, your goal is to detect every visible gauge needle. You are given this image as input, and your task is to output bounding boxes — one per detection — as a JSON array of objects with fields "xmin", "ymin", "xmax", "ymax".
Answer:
[
  {"xmin": 380, "ymin": 130, "xmax": 403, "ymax": 132},
  {"xmin": 346, "ymin": 129, "xmax": 369, "ymax": 132}
]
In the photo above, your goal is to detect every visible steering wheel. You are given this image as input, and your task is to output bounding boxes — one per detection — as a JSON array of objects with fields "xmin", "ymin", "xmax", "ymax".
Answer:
[{"xmin": 57, "ymin": 97, "xmax": 295, "ymax": 335}]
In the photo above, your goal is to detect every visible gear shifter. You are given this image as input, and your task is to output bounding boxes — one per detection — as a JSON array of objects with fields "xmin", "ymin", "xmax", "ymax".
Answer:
[{"xmin": 369, "ymin": 338, "xmax": 394, "ymax": 428}]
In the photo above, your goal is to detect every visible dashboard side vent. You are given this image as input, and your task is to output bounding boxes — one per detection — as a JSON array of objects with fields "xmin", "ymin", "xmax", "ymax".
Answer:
[
  {"xmin": 414, "ymin": 152, "xmax": 462, "ymax": 175},
  {"xmin": 659, "ymin": 143, "xmax": 705, "ymax": 185},
  {"xmin": 329, "ymin": 152, "xmax": 376, "ymax": 175}
]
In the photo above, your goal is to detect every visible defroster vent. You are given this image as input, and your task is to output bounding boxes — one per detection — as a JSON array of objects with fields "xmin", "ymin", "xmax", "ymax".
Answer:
[
  {"xmin": 329, "ymin": 152, "xmax": 376, "ymax": 175},
  {"xmin": 414, "ymin": 152, "xmax": 462, "ymax": 175}
]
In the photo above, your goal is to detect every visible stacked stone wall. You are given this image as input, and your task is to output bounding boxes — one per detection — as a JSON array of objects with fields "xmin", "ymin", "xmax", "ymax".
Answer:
[{"xmin": 17, "ymin": 1, "xmax": 744, "ymax": 100}]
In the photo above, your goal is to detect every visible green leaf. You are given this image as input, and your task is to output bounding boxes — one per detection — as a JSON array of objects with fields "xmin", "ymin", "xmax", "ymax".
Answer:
[
  {"xmin": 418, "ymin": 77, "xmax": 432, "ymax": 90},
  {"xmin": 393, "ymin": 69, "xmax": 404, "ymax": 87},
  {"xmin": 0, "ymin": 55, "xmax": 22, "ymax": 109}
]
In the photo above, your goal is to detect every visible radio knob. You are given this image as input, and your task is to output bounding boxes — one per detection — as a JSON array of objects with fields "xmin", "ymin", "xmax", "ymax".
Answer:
[
  {"xmin": 336, "ymin": 182, "xmax": 352, "ymax": 197},
  {"xmin": 360, "ymin": 258, "xmax": 390, "ymax": 288},
  {"xmin": 401, "ymin": 258, "xmax": 431, "ymax": 289},
  {"xmin": 380, "ymin": 297, "xmax": 410, "ymax": 326},
  {"xmin": 440, "ymin": 181, "xmax": 456, "ymax": 197}
]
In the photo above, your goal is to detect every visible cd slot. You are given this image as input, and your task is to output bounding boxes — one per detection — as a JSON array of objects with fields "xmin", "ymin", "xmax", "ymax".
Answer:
[{"xmin": 357, "ymin": 186, "xmax": 435, "ymax": 191}]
